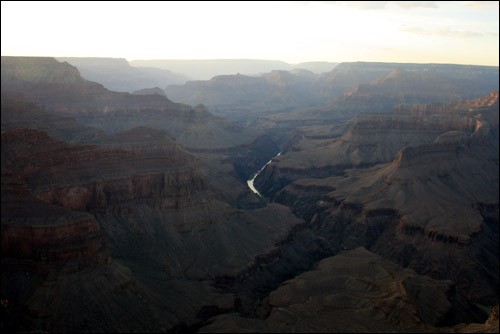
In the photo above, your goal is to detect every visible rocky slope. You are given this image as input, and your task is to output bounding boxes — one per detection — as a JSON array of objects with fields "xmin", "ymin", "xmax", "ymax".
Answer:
[
  {"xmin": 256, "ymin": 92, "xmax": 499, "ymax": 306},
  {"xmin": 0, "ymin": 123, "xmax": 303, "ymax": 332},
  {"xmin": 1, "ymin": 57, "xmax": 312, "ymax": 332},
  {"xmin": 1, "ymin": 124, "xmax": 286, "ymax": 276},
  {"xmin": 1, "ymin": 165, "xmax": 110, "ymax": 275},
  {"xmin": 2, "ymin": 57, "xmax": 498, "ymax": 332},
  {"xmin": 200, "ymin": 248, "xmax": 491, "ymax": 333},
  {"xmin": 255, "ymin": 92, "xmax": 498, "ymax": 197},
  {"xmin": 1, "ymin": 56, "xmax": 265, "ymax": 150},
  {"xmin": 1, "ymin": 56, "xmax": 279, "ymax": 206}
]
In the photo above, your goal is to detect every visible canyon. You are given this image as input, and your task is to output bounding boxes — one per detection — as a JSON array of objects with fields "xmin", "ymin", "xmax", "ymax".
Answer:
[{"xmin": 1, "ymin": 56, "xmax": 498, "ymax": 333}]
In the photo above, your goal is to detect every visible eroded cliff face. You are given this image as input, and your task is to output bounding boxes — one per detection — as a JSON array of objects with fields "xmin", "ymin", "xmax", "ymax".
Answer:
[
  {"xmin": 165, "ymin": 70, "xmax": 323, "ymax": 124},
  {"xmin": 2, "ymin": 57, "xmax": 498, "ymax": 333},
  {"xmin": 1, "ymin": 57, "xmax": 280, "ymax": 210},
  {"xmin": 1, "ymin": 56, "xmax": 177, "ymax": 116},
  {"xmin": 253, "ymin": 65, "xmax": 498, "ymax": 133},
  {"xmin": 1, "ymin": 128, "xmax": 115, "ymax": 276},
  {"xmin": 1, "ymin": 125, "xmax": 209, "ymax": 254},
  {"xmin": 0, "ymin": 95, "xmax": 296, "ymax": 332},
  {"xmin": 166, "ymin": 62, "xmax": 499, "ymax": 127},
  {"xmin": 255, "ymin": 92, "xmax": 498, "ymax": 198},
  {"xmin": 1, "ymin": 92, "xmax": 106, "ymax": 143},
  {"xmin": 1, "ymin": 123, "xmax": 303, "ymax": 332},
  {"xmin": 256, "ymin": 92, "xmax": 499, "ymax": 306},
  {"xmin": 1, "ymin": 167, "xmax": 110, "ymax": 275},
  {"xmin": 1, "ymin": 56, "xmax": 268, "ymax": 150},
  {"xmin": 0, "ymin": 59, "xmax": 286, "ymax": 275}
]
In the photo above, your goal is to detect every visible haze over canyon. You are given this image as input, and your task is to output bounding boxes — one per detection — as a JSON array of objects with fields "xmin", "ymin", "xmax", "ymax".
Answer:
[{"xmin": 0, "ymin": 54, "xmax": 498, "ymax": 333}]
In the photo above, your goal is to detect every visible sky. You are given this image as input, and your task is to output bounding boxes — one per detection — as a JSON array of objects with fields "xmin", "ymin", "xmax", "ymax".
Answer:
[{"xmin": 1, "ymin": 1, "xmax": 499, "ymax": 66}]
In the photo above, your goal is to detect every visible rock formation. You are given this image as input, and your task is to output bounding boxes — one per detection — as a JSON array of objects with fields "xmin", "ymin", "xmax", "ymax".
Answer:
[
  {"xmin": 165, "ymin": 69, "xmax": 323, "ymax": 124},
  {"xmin": 315, "ymin": 61, "xmax": 499, "ymax": 99},
  {"xmin": 1, "ymin": 123, "xmax": 302, "ymax": 332},
  {"xmin": 1, "ymin": 92, "xmax": 105, "ymax": 143},
  {"xmin": 1, "ymin": 56, "xmax": 280, "ymax": 207},
  {"xmin": 56, "ymin": 57, "xmax": 188, "ymax": 92},
  {"xmin": 257, "ymin": 92, "xmax": 499, "ymax": 307},
  {"xmin": 164, "ymin": 61, "xmax": 498, "ymax": 129},
  {"xmin": 1, "ymin": 56, "xmax": 498, "ymax": 333},
  {"xmin": 256, "ymin": 92, "xmax": 498, "ymax": 197},
  {"xmin": 1, "ymin": 165, "xmax": 110, "ymax": 275},
  {"xmin": 253, "ymin": 63, "xmax": 498, "ymax": 132},
  {"xmin": 200, "ymin": 248, "xmax": 494, "ymax": 333},
  {"xmin": 0, "ymin": 57, "xmax": 308, "ymax": 333}
]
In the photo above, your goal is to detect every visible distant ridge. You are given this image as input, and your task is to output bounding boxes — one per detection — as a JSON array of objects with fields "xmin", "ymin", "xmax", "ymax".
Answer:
[
  {"xmin": 56, "ymin": 57, "xmax": 188, "ymax": 92},
  {"xmin": 130, "ymin": 59, "xmax": 339, "ymax": 80}
]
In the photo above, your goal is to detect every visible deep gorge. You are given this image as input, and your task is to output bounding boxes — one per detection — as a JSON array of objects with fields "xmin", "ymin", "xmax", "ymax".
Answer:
[{"xmin": 1, "ymin": 56, "xmax": 498, "ymax": 333}]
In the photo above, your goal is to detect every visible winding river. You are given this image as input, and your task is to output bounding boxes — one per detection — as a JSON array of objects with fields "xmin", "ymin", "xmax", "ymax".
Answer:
[{"xmin": 247, "ymin": 152, "xmax": 281, "ymax": 198}]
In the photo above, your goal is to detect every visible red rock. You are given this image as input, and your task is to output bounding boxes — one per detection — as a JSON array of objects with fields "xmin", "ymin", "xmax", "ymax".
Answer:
[{"xmin": 1, "ymin": 170, "xmax": 109, "ymax": 275}]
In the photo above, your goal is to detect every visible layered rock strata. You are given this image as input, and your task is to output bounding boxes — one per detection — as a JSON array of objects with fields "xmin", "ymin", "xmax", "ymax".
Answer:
[
  {"xmin": 261, "ymin": 93, "xmax": 499, "ymax": 306},
  {"xmin": 255, "ymin": 92, "xmax": 499, "ymax": 198},
  {"xmin": 1, "ymin": 124, "xmax": 303, "ymax": 332},
  {"xmin": 1, "ymin": 168, "xmax": 110, "ymax": 275},
  {"xmin": 1, "ymin": 57, "xmax": 280, "ymax": 207},
  {"xmin": 255, "ymin": 65, "xmax": 498, "ymax": 132}
]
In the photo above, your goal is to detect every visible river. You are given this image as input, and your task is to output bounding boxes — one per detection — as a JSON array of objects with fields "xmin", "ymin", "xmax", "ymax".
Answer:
[{"xmin": 247, "ymin": 152, "xmax": 281, "ymax": 198}]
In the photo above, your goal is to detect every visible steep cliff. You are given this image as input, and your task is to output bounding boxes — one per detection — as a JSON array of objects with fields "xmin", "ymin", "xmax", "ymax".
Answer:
[{"xmin": 1, "ymin": 167, "xmax": 110, "ymax": 275}]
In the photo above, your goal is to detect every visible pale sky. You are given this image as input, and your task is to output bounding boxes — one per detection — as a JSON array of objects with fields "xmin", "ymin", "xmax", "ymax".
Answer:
[{"xmin": 1, "ymin": 1, "xmax": 499, "ymax": 66}]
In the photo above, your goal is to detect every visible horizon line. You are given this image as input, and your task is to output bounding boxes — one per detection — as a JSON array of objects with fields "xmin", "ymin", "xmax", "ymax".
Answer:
[{"xmin": 0, "ymin": 55, "xmax": 498, "ymax": 68}]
